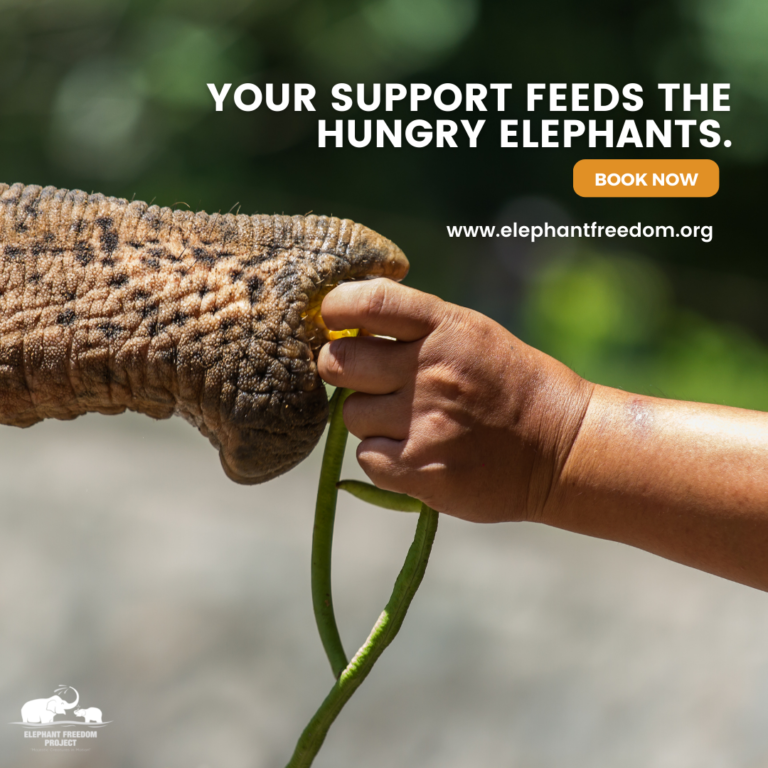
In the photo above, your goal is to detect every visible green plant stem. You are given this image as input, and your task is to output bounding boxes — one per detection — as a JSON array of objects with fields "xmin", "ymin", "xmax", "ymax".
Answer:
[
  {"xmin": 337, "ymin": 479, "xmax": 422, "ymax": 512},
  {"xmin": 312, "ymin": 387, "xmax": 352, "ymax": 680},
  {"xmin": 286, "ymin": 501, "xmax": 439, "ymax": 768}
]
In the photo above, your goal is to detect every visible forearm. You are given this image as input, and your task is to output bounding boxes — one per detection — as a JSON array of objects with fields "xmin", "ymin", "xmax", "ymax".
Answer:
[{"xmin": 542, "ymin": 385, "xmax": 768, "ymax": 590}]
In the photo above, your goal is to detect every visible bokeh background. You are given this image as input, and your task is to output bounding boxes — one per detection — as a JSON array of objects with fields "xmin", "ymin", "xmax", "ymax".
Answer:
[{"xmin": 1, "ymin": 0, "xmax": 768, "ymax": 766}]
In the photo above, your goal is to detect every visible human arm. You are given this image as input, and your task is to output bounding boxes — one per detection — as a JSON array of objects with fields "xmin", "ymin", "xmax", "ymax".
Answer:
[
  {"xmin": 317, "ymin": 278, "xmax": 768, "ymax": 591},
  {"xmin": 547, "ymin": 386, "xmax": 768, "ymax": 591}
]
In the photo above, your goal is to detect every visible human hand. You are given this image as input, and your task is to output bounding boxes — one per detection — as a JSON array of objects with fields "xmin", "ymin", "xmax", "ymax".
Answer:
[{"xmin": 316, "ymin": 279, "xmax": 593, "ymax": 523}]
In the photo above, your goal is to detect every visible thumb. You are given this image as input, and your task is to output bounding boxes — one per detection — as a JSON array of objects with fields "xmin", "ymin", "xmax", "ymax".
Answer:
[{"xmin": 321, "ymin": 278, "xmax": 447, "ymax": 342}]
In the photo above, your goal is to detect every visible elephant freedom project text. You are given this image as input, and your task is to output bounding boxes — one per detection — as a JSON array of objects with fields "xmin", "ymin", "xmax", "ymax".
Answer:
[
  {"xmin": 24, "ymin": 730, "xmax": 98, "ymax": 748},
  {"xmin": 207, "ymin": 82, "xmax": 732, "ymax": 149}
]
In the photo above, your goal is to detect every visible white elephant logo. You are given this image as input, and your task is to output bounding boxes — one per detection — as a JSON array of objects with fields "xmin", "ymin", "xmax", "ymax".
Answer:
[
  {"xmin": 74, "ymin": 707, "xmax": 102, "ymax": 724},
  {"xmin": 20, "ymin": 686, "xmax": 79, "ymax": 724}
]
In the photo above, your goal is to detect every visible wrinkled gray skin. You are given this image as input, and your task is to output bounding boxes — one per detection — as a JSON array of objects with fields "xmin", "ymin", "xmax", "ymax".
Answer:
[{"xmin": 0, "ymin": 183, "xmax": 408, "ymax": 483}]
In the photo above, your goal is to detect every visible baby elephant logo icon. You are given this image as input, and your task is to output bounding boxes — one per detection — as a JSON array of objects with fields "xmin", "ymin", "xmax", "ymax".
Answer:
[{"xmin": 73, "ymin": 707, "xmax": 102, "ymax": 724}]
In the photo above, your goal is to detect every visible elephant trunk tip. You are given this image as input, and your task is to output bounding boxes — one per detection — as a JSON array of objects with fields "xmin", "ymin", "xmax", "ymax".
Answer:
[{"xmin": 62, "ymin": 686, "xmax": 79, "ymax": 710}]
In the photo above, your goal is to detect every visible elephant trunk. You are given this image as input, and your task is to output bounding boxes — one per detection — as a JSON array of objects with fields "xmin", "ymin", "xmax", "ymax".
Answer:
[
  {"xmin": 61, "ymin": 687, "xmax": 79, "ymax": 710},
  {"xmin": 0, "ymin": 183, "xmax": 408, "ymax": 484}
]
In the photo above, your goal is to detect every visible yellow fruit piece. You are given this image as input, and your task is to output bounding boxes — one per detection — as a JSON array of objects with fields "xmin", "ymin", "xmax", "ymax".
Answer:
[
  {"xmin": 302, "ymin": 287, "xmax": 359, "ymax": 342},
  {"xmin": 326, "ymin": 328, "xmax": 359, "ymax": 340}
]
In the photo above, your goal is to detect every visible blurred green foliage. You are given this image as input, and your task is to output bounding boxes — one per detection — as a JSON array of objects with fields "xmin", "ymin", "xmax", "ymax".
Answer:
[
  {"xmin": 0, "ymin": 0, "xmax": 767, "ymax": 407},
  {"xmin": 526, "ymin": 251, "xmax": 768, "ymax": 409}
]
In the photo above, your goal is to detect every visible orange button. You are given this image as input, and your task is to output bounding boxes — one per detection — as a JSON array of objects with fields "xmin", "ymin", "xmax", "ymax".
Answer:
[{"xmin": 573, "ymin": 159, "xmax": 719, "ymax": 198}]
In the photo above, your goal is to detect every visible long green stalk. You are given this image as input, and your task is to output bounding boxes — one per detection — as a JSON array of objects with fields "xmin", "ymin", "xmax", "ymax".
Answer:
[
  {"xmin": 286, "ymin": 501, "xmax": 439, "ymax": 768},
  {"xmin": 311, "ymin": 386, "xmax": 352, "ymax": 679}
]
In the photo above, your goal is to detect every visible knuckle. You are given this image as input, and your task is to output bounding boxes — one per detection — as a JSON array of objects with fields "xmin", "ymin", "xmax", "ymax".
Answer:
[
  {"xmin": 358, "ymin": 442, "xmax": 422, "ymax": 497},
  {"xmin": 424, "ymin": 361, "xmax": 470, "ymax": 403},
  {"xmin": 433, "ymin": 303, "xmax": 471, "ymax": 341},
  {"xmin": 355, "ymin": 443, "xmax": 383, "ymax": 478},
  {"xmin": 355, "ymin": 442, "xmax": 399, "ymax": 493},
  {"xmin": 360, "ymin": 278, "xmax": 389, "ymax": 319}
]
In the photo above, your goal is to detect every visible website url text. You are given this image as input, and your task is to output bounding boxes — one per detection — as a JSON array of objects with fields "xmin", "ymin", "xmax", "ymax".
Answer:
[{"xmin": 447, "ymin": 223, "xmax": 713, "ymax": 243}]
